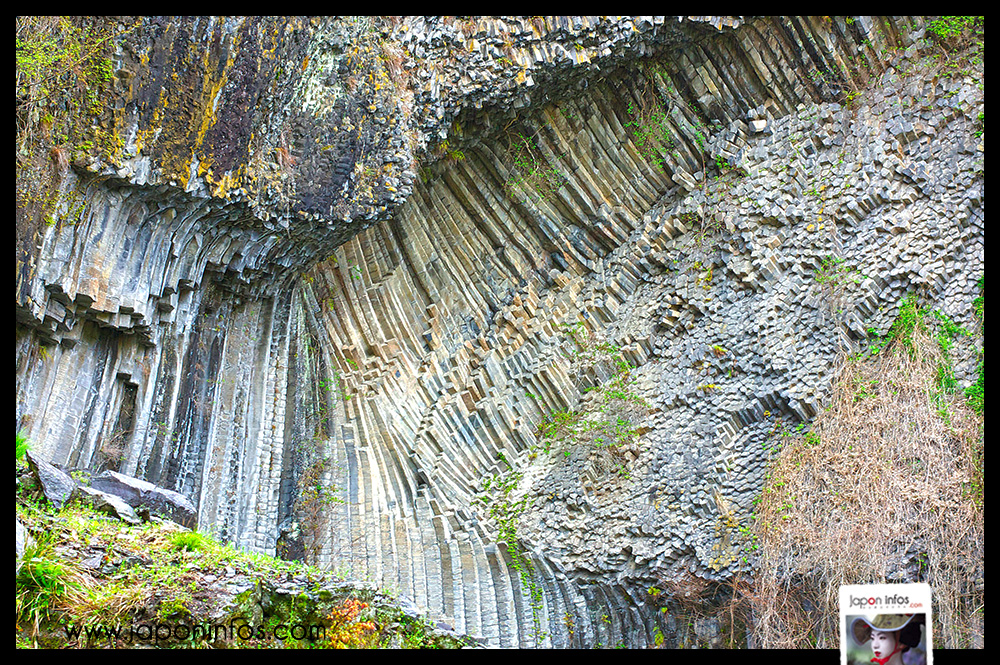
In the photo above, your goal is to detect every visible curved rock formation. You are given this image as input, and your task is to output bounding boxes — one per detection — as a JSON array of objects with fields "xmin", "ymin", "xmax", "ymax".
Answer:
[{"xmin": 15, "ymin": 16, "xmax": 984, "ymax": 647}]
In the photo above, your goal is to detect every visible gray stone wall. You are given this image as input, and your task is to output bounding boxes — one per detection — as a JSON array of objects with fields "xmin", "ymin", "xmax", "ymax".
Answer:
[{"xmin": 15, "ymin": 17, "xmax": 983, "ymax": 647}]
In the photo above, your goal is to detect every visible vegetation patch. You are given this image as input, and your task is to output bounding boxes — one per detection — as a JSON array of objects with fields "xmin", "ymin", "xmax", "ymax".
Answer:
[
  {"xmin": 502, "ymin": 130, "xmax": 567, "ymax": 203},
  {"xmin": 16, "ymin": 465, "xmax": 471, "ymax": 649},
  {"xmin": 537, "ymin": 323, "xmax": 650, "ymax": 478},
  {"xmin": 747, "ymin": 299, "xmax": 984, "ymax": 648},
  {"xmin": 925, "ymin": 16, "xmax": 985, "ymax": 49},
  {"xmin": 296, "ymin": 454, "xmax": 345, "ymax": 561},
  {"xmin": 15, "ymin": 17, "xmax": 137, "ymax": 251},
  {"xmin": 964, "ymin": 276, "xmax": 984, "ymax": 415},
  {"xmin": 623, "ymin": 86, "xmax": 675, "ymax": 171}
]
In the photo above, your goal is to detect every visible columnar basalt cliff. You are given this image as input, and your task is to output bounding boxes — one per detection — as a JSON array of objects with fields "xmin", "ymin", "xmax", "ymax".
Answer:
[{"xmin": 16, "ymin": 17, "xmax": 984, "ymax": 647}]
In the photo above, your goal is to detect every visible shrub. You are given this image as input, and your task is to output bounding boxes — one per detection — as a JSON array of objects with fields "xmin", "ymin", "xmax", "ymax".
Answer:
[
  {"xmin": 324, "ymin": 598, "xmax": 378, "ymax": 648},
  {"xmin": 623, "ymin": 97, "xmax": 675, "ymax": 170},
  {"xmin": 750, "ymin": 316, "xmax": 984, "ymax": 648}
]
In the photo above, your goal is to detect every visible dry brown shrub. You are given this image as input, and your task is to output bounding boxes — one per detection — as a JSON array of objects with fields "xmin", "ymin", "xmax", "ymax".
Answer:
[
  {"xmin": 750, "ymin": 326, "xmax": 984, "ymax": 648},
  {"xmin": 49, "ymin": 146, "xmax": 69, "ymax": 172},
  {"xmin": 664, "ymin": 569, "xmax": 712, "ymax": 608}
]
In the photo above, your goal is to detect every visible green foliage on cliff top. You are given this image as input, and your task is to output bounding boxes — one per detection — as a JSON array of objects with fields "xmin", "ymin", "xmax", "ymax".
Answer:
[{"xmin": 15, "ymin": 16, "xmax": 131, "ymax": 165}]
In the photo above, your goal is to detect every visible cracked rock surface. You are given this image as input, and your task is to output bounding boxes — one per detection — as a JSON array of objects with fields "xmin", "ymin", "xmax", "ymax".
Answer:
[{"xmin": 16, "ymin": 16, "xmax": 983, "ymax": 648}]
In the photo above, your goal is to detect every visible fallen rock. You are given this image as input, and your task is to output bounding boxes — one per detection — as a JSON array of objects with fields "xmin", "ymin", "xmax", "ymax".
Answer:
[
  {"xmin": 69, "ymin": 485, "xmax": 142, "ymax": 525},
  {"xmin": 90, "ymin": 471, "xmax": 198, "ymax": 529},
  {"xmin": 25, "ymin": 450, "xmax": 78, "ymax": 509}
]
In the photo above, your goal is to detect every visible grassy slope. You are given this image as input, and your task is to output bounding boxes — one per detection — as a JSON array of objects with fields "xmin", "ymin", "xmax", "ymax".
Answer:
[{"xmin": 15, "ymin": 468, "xmax": 472, "ymax": 649}]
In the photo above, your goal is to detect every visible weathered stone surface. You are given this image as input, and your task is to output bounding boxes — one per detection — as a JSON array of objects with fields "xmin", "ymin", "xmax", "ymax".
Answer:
[
  {"xmin": 25, "ymin": 450, "xmax": 78, "ymax": 510},
  {"xmin": 90, "ymin": 471, "xmax": 197, "ymax": 529},
  {"xmin": 15, "ymin": 16, "xmax": 983, "ymax": 648},
  {"xmin": 69, "ymin": 485, "xmax": 142, "ymax": 525}
]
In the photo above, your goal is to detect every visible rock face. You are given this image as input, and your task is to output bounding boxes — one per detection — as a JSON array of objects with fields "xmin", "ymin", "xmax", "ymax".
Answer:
[{"xmin": 15, "ymin": 17, "xmax": 984, "ymax": 647}]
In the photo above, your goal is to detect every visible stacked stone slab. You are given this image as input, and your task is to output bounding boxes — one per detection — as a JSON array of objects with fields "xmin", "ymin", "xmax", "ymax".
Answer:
[{"xmin": 16, "ymin": 17, "xmax": 983, "ymax": 647}]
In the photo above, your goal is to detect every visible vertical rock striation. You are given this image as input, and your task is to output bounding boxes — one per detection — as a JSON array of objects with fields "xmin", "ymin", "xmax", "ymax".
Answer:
[{"xmin": 16, "ymin": 17, "xmax": 983, "ymax": 647}]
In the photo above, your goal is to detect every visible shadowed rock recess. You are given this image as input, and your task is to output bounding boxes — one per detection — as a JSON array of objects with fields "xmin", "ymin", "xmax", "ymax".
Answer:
[{"xmin": 16, "ymin": 16, "xmax": 984, "ymax": 647}]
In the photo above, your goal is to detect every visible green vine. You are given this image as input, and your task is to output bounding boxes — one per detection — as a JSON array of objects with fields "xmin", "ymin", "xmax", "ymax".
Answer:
[
  {"xmin": 473, "ymin": 453, "xmax": 546, "ymax": 642},
  {"xmin": 503, "ymin": 131, "xmax": 567, "ymax": 203}
]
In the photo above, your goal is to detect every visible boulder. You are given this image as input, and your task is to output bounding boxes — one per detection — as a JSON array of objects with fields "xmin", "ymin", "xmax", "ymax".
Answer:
[
  {"xmin": 70, "ymin": 485, "xmax": 142, "ymax": 525},
  {"xmin": 25, "ymin": 449, "xmax": 78, "ymax": 509},
  {"xmin": 90, "ymin": 471, "xmax": 198, "ymax": 529}
]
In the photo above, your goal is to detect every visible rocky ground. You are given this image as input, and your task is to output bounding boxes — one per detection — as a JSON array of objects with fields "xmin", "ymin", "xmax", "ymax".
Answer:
[
  {"xmin": 16, "ymin": 449, "xmax": 476, "ymax": 649},
  {"xmin": 16, "ymin": 16, "xmax": 984, "ymax": 648}
]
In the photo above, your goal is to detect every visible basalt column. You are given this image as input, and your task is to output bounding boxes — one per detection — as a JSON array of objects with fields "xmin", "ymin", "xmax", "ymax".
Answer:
[{"xmin": 16, "ymin": 17, "xmax": 983, "ymax": 648}]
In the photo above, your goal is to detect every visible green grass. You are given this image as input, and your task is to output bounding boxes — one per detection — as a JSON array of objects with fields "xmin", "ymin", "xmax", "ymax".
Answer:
[
  {"xmin": 169, "ymin": 530, "xmax": 211, "ymax": 552},
  {"xmin": 16, "ymin": 529, "xmax": 85, "ymax": 634},
  {"xmin": 17, "ymin": 430, "xmax": 31, "ymax": 461}
]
